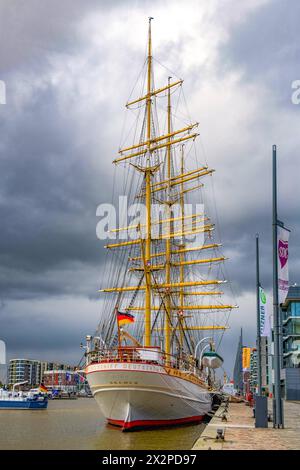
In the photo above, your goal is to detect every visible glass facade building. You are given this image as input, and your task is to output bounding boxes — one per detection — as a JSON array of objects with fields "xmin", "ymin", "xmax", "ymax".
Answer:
[
  {"xmin": 233, "ymin": 329, "xmax": 243, "ymax": 393},
  {"xmin": 8, "ymin": 359, "xmax": 41, "ymax": 386},
  {"xmin": 249, "ymin": 348, "xmax": 258, "ymax": 393},
  {"xmin": 280, "ymin": 285, "xmax": 300, "ymax": 400},
  {"xmin": 282, "ymin": 285, "xmax": 300, "ymax": 368},
  {"xmin": 8, "ymin": 359, "xmax": 75, "ymax": 387}
]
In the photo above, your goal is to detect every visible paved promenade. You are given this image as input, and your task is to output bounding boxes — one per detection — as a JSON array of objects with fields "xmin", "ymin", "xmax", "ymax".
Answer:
[{"xmin": 192, "ymin": 399, "xmax": 300, "ymax": 450}]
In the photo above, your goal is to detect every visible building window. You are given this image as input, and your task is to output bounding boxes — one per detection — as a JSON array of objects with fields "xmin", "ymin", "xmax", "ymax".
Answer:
[{"xmin": 291, "ymin": 303, "xmax": 300, "ymax": 317}]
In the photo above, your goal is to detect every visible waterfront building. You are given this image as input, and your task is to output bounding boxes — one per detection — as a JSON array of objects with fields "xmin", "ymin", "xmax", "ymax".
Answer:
[
  {"xmin": 248, "ymin": 340, "xmax": 269, "ymax": 395},
  {"xmin": 233, "ymin": 337, "xmax": 255, "ymax": 397},
  {"xmin": 243, "ymin": 370, "xmax": 251, "ymax": 396},
  {"xmin": 260, "ymin": 336, "xmax": 269, "ymax": 393},
  {"xmin": 44, "ymin": 362, "xmax": 74, "ymax": 372},
  {"xmin": 282, "ymin": 285, "xmax": 300, "ymax": 367},
  {"xmin": 40, "ymin": 361, "xmax": 48, "ymax": 382},
  {"xmin": 8, "ymin": 359, "xmax": 41, "ymax": 387},
  {"xmin": 249, "ymin": 348, "xmax": 258, "ymax": 393},
  {"xmin": 43, "ymin": 370, "xmax": 77, "ymax": 395},
  {"xmin": 233, "ymin": 329, "xmax": 243, "ymax": 393},
  {"xmin": 242, "ymin": 346, "xmax": 252, "ymax": 396},
  {"xmin": 281, "ymin": 285, "xmax": 300, "ymax": 400},
  {"xmin": 8, "ymin": 359, "xmax": 76, "ymax": 389}
]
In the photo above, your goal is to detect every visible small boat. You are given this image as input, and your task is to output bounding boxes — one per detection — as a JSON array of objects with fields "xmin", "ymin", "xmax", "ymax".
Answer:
[
  {"xmin": 0, "ymin": 382, "xmax": 48, "ymax": 409},
  {"xmin": 201, "ymin": 351, "xmax": 224, "ymax": 369}
]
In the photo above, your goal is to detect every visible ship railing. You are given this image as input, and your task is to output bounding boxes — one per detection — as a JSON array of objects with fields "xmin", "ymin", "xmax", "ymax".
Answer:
[{"xmin": 88, "ymin": 347, "xmax": 206, "ymax": 379}]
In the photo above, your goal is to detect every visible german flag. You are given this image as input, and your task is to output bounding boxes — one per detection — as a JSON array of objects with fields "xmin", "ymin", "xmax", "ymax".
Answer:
[
  {"xmin": 117, "ymin": 311, "xmax": 135, "ymax": 326},
  {"xmin": 39, "ymin": 383, "xmax": 48, "ymax": 393}
]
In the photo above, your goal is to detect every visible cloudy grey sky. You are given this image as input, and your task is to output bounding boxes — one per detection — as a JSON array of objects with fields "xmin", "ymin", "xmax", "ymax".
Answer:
[{"xmin": 0, "ymin": 0, "xmax": 299, "ymax": 373}]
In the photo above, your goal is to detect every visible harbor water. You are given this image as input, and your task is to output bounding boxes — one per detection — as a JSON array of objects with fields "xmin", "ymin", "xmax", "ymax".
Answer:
[{"xmin": 0, "ymin": 398, "xmax": 206, "ymax": 450}]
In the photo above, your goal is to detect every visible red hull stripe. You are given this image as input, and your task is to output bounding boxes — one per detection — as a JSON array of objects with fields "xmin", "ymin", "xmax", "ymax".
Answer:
[{"xmin": 108, "ymin": 415, "xmax": 204, "ymax": 430}]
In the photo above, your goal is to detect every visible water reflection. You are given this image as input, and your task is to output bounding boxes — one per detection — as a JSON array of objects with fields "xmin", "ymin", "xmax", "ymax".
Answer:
[{"xmin": 0, "ymin": 398, "xmax": 205, "ymax": 450}]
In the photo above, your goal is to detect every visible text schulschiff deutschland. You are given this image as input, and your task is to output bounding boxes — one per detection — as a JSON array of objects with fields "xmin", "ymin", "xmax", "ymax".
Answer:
[{"xmin": 101, "ymin": 454, "xmax": 197, "ymax": 467}]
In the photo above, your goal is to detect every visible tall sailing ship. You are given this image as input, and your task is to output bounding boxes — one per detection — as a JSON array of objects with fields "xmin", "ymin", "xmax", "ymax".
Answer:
[{"xmin": 85, "ymin": 19, "xmax": 237, "ymax": 431}]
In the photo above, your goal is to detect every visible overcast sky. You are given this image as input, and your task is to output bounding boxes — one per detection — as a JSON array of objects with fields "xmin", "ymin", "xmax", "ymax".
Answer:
[{"xmin": 0, "ymin": 0, "xmax": 299, "ymax": 375}]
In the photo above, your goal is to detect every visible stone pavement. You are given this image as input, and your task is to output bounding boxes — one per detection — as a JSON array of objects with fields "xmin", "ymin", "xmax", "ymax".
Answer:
[{"xmin": 192, "ymin": 399, "xmax": 300, "ymax": 450}]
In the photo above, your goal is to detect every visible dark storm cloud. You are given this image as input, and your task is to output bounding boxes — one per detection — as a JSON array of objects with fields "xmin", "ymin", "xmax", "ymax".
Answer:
[
  {"xmin": 0, "ymin": 0, "xmax": 108, "ymax": 70},
  {"xmin": 219, "ymin": 0, "xmax": 300, "ymax": 107},
  {"xmin": 0, "ymin": 0, "xmax": 145, "ymax": 361},
  {"xmin": 0, "ymin": 71, "xmax": 111, "ymax": 297},
  {"xmin": 219, "ymin": 195, "xmax": 300, "ymax": 294},
  {"xmin": 0, "ymin": 0, "xmax": 299, "ymax": 367},
  {"xmin": 0, "ymin": 296, "xmax": 101, "ymax": 364},
  {"xmin": 212, "ymin": 0, "xmax": 300, "ymax": 294},
  {"xmin": 0, "ymin": 0, "xmax": 125, "ymax": 300}
]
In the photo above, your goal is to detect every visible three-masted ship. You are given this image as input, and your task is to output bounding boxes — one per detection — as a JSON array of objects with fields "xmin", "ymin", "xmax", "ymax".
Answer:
[{"xmin": 85, "ymin": 19, "xmax": 236, "ymax": 431}]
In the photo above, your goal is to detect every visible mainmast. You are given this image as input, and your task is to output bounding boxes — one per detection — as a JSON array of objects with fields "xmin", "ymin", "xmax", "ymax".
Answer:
[
  {"xmin": 164, "ymin": 76, "xmax": 172, "ymax": 359},
  {"xmin": 144, "ymin": 17, "xmax": 153, "ymax": 347}
]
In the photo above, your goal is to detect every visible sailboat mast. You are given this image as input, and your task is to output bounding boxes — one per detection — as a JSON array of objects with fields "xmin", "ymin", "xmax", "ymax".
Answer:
[
  {"xmin": 165, "ymin": 77, "xmax": 172, "ymax": 359},
  {"xmin": 179, "ymin": 145, "xmax": 185, "ymax": 347},
  {"xmin": 101, "ymin": 20, "xmax": 237, "ymax": 348},
  {"xmin": 144, "ymin": 17, "xmax": 153, "ymax": 347}
]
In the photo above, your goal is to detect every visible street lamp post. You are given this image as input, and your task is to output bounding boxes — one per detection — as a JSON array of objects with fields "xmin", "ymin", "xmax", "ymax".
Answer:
[
  {"xmin": 272, "ymin": 144, "xmax": 284, "ymax": 428},
  {"xmin": 256, "ymin": 234, "xmax": 262, "ymax": 396}
]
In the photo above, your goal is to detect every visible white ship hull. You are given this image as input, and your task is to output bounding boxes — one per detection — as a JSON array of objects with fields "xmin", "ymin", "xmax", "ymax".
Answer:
[{"xmin": 86, "ymin": 362, "xmax": 212, "ymax": 430}]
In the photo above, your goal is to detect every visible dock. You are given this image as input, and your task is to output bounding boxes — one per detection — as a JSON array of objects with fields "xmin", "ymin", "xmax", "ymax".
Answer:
[{"xmin": 192, "ymin": 399, "xmax": 300, "ymax": 450}]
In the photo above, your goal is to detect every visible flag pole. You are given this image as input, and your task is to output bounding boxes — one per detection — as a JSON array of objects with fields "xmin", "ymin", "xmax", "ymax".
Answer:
[
  {"xmin": 115, "ymin": 306, "xmax": 121, "ymax": 348},
  {"xmin": 272, "ymin": 144, "xmax": 284, "ymax": 428},
  {"xmin": 256, "ymin": 234, "xmax": 262, "ymax": 396}
]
